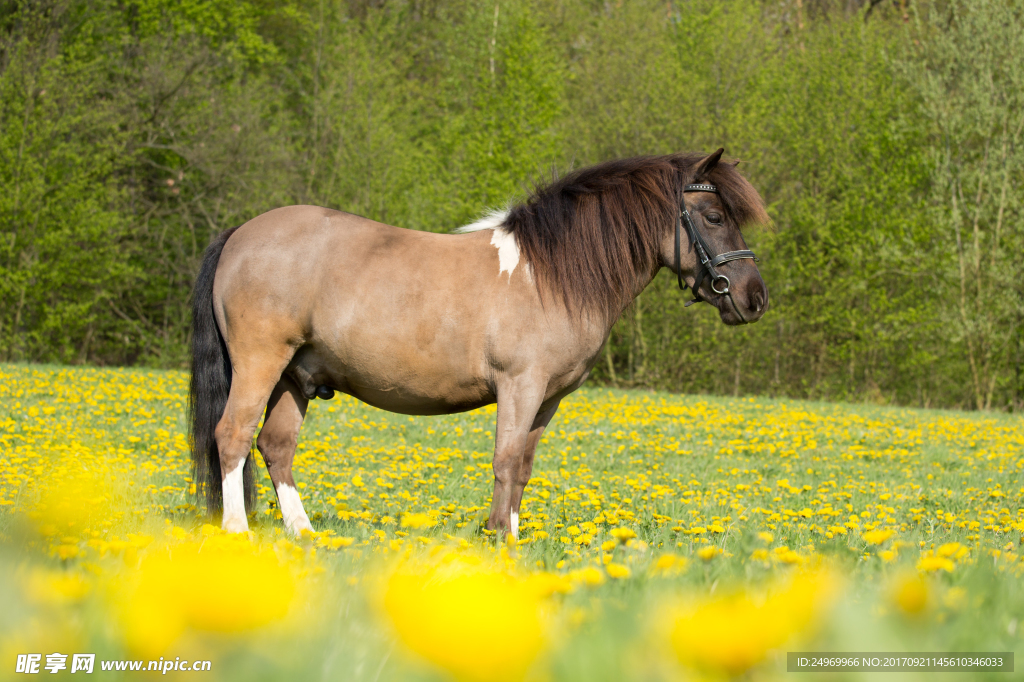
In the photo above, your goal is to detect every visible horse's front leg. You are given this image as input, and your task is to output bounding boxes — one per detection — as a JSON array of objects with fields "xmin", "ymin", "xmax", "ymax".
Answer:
[
  {"xmin": 507, "ymin": 401, "xmax": 560, "ymax": 539},
  {"xmin": 487, "ymin": 378, "xmax": 546, "ymax": 536}
]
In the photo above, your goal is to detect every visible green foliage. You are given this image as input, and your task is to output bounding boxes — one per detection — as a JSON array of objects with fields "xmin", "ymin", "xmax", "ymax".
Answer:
[
  {"xmin": 430, "ymin": 5, "xmax": 565, "ymax": 226},
  {"xmin": 0, "ymin": 3, "xmax": 134, "ymax": 362},
  {"xmin": 1, "ymin": 0, "xmax": 1022, "ymax": 410},
  {"xmin": 898, "ymin": 0, "xmax": 1024, "ymax": 409}
]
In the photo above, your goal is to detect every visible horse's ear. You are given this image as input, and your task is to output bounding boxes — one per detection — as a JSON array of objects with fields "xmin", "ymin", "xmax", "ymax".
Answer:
[{"xmin": 693, "ymin": 148, "xmax": 725, "ymax": 181}]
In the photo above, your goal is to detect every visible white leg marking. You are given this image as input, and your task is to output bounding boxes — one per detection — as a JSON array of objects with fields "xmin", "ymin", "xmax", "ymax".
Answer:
[
  {"xmin": 276, "ymin": 483, "xmax": 313, "ymax": 536},
  {"xmin": 510, "ymin": 508, "xmax": 519, "ymax": 540},
  {"xmin": 221, "ymin": 459, "xmax": 249, "ymax": 533}
]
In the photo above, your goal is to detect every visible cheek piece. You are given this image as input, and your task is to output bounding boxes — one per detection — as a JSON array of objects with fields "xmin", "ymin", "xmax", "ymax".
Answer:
[{"xmin": 674, "ymin": 182, "xmax": 758, "ymax": 324}]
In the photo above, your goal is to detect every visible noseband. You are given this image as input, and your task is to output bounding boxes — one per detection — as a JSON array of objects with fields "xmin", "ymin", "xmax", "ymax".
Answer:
[{"xmin": 674, "ymin": 182, "xmax": 758, "ymax": 324}]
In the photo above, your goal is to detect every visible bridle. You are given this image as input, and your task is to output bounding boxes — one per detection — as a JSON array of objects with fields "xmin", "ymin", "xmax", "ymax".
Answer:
[{"xmin": 674, "ymin": 182, "xmax": 758, "ymax": 324}]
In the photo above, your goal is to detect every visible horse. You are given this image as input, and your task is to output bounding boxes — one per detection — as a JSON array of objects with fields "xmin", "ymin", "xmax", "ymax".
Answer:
[{"xmin": 189, "ymin": 149, "xmax": 771, "ymax": 537}]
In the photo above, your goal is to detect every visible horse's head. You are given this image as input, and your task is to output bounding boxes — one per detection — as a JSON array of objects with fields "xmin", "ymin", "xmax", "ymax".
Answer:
[{"xmin": 663, "ymin": 149, "xmax": 769, "ymax": 326}]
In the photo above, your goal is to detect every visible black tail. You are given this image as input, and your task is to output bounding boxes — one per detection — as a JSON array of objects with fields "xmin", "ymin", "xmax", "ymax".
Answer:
[{"xmin": 189, "ymin": 226, "xmax": 256, "ymax": 516}]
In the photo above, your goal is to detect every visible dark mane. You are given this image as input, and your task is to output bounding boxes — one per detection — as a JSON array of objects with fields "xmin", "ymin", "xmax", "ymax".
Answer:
[{"xmin": 504, "ymin": 153, "xmax": 770, "ymax": 317}]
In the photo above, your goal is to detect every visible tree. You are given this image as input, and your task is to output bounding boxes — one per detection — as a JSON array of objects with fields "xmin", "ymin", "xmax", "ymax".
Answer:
[{"xmin": 901, "ymin": 0, "xmax": 1024, "ymax": 410}]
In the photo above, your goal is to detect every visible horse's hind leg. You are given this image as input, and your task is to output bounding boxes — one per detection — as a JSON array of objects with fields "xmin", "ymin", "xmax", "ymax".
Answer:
[
  {"xmin": 256, "ymin": 375, "xmax": 313, "ymax": 536},
  {"xmin": 508, "ymin": 401, "xmax": 559, "ymax": 539},
  {"xmin": 216, "ymin": 353, "xmax": 291, "ymax": 533}
]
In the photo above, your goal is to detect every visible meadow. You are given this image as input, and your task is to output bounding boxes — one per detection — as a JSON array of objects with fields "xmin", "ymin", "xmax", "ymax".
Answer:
[{"xmin": 2, "ymin": 363, "xmax": 1023, "ymax": 681}]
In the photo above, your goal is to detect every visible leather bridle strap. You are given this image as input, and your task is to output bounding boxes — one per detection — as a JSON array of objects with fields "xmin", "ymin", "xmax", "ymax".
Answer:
[{"xmin": 674, "ymin": 182, "xmax": 758, "ymax": 323}]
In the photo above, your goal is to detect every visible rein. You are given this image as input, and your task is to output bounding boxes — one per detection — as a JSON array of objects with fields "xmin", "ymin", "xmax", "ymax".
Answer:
[{"xmin": 674, "ymin": 182, "xmax": 758, "ymax": 323}]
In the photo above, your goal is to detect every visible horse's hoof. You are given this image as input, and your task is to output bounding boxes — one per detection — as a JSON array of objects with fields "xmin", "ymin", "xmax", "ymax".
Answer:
[
  {"xmin": 287, "ymin": 519, "xmax": 314, "ymax": 537},
  {"xmin": 222, "ymin": 515, "xmax": 249, "ymax": 533},
  {"xmin": 315, "ymin": 385, "xmax": 335, "ymax": 400}
]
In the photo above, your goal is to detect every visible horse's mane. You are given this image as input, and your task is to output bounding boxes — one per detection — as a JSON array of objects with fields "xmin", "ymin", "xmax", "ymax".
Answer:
[{"xmin": 502, "ymin": 153, "xmax": 770, "ymax": 317}]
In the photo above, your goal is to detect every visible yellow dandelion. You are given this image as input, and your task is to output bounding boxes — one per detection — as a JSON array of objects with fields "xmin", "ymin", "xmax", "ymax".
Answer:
[
  {"xmin": 697, "ymin": 546, "xmax": 721, "ymax": 561},
  {"xmin": 383, "ymin": 558, "xmax": 544, "ymax": 682},
  {"xmin": 609, "ymin": 527, "xmax": 636, "ymax": 543},
  {"xmin": 669, "ymin": 569, "xmax": 838, "ymax": 675},
  {"xmin": 120, "ymin": 543, "xmax": 295, "ymax": 657},
  {"xmin": 890, "ymin": 573, "xmax": 928, "ymax": 615},
  {"xmin": 651, "ymin": 554, "xmax": 688, "ymax": 576},
  {"xmin": 936, "ymin": 542, "xmax": 968, "ymax": 560},
  {"xmin": 862, "ymin": 529, "xmax": 894, "ymax": 545},
  {"xmin": 25, "ymin": 569, "xmax": 91, "ymax": 606},
  {"xmin": 606, "ymin": 563, "xmax": 631, "ymax": 579},
  {"xmin": 569, "ymin": 567, "xmax": 606, "ymax": 587},
  {"xmin": 917, "ymin": 555, "xmax": 955, "ymax": 573},
  {"xmin": 401, "ymin": 512, "xmax": 432, "ymax": 529}
]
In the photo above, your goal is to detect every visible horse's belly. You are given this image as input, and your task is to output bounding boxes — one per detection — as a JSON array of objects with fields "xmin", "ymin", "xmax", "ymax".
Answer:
[
  {"xmin": 342, "ymin": 383, "xmax": 494, "ymax": 416},
  {"xmin": 288, "ymin": 344, "xmax": 494, "ymax": 416}
]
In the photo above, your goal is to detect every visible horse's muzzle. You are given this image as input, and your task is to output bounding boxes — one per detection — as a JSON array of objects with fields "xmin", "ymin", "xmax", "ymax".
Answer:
[{"xmin": 719, "ymin": 278, "xmax": 768, "ymax": 325}]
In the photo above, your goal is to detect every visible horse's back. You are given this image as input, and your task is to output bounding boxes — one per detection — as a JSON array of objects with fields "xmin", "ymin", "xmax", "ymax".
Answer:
[{"xmin": 212, "ymin": 205, "xmax": 555, "ymax": 412}]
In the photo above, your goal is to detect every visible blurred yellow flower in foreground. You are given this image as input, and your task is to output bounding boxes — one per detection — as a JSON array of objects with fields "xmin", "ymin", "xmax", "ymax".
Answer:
[
  {"xmin": 383, "ymin": 554, "xmax": 545, "ymax": 682},
  {"xmin": 120, "ymin": 540, "xmax": 295, "ymax": 657},
  {"xmin": 917, "ymin": 555, "xmax": 955, "ymax": 573},
  {"xmin": 669, "ymin": 568, "xmax": 838, "ymax": 676},
  {"xmin": 697, "ymin": 546, "xmax": 721, "ymax": 561},
  {"xmin": 651, "ymin": 554, "xmax": 688, "ymax": 576},
  {"xmin": 937, "ymin": 542, "xmax": 969, "ymax": 560},
  {"xmin": 889, "ymin": 572, "xmax": 928, "ymax": 615},
  {"xmin": 523, "ymin": 572, "xmax": 572, "ymax": 597},
  {"xmin": 27, "ymin": 466, "xmax": 112, "ymax": 539},
  {"xmin": 862, "ymin": 529, "xmax": 894, "ymax": 545},
  {"xmin": 25, "ymin": 568, "xmax": 91, "ymax": 605},
  {"xmin": 609, "ymin": 527, "xmax": 636, "ymax": 543},
  {"xmin": 606, "ymin": 563, "xmax": 631, "ymax": 579},
  {"xmin": 401, "ymin": 513, "xmax": 433, "ymax": 529},
  {"xmin": 318, "ymin": 536, "xmax": 355, "ymax": 550},
  {"xmin": 568, "ymin": 566, "xmax": 605, "ymax": 587}
]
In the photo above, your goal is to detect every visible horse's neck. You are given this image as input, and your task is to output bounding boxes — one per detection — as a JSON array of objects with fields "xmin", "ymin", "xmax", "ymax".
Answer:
[{"xmin": 596, "ymin": 262, "xmax": 664, "ymax": 337}]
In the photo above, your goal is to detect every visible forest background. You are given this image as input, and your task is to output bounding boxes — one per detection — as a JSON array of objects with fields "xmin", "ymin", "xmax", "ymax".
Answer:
[{"xmin": 1, "ymin": 0, "xmax": 1022, "ymax": 411}]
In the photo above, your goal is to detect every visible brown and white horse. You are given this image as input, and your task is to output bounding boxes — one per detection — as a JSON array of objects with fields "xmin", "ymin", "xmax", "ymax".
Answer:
[{"xmin": 189, "ymin": 150, "xmax": 770, "ymax": 536}]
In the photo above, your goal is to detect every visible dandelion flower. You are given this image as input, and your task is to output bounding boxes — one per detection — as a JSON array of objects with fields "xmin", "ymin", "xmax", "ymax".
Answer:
[
  {"xmin": 862, "ymin": 529, "xmax": 894, "ymax": 545},
  {"xmin": 669, "ymin": 569, "xmax": 838, "ymax": 675},
  {"xmin": 697, "ymin": 546, "xmax": 721, "ymax": 561},
  {"xmin": 610, "ymin": 527, "xmax": 636, "ymax": 543},
  {"xmin": 606, "ymin": 563, "xmax": 631, "ymax": 579},
  {"xmin": 916, "ymin": 555, "xmax": 955, "ymax": 573},
  {"xmin": 401, "ymin": 513, "xmax": 432, "ymax": 529},
  {"xmin": 383, "ymin": 557, "xmax": 544, "ymax": 682},
  {"xmin": 890, "ymin": 573, "xmax": 928, "ymax": 615}
]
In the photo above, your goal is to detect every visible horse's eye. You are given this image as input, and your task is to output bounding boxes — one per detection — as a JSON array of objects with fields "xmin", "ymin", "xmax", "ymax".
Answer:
[{"xmin": 706, "ymin": 212, "xmax": 722, "ymax": 224}]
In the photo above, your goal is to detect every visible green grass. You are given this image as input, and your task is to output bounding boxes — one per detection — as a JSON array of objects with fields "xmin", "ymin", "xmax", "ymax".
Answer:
[{"xmin": 1, "ymin": 363, "xmax": 1022, "ymax": 680}]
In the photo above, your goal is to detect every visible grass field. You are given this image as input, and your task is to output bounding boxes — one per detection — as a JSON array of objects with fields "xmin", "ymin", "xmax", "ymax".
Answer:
[{"xmin": 1, "ymin": 363, "xmax": 1022, "ymax": 680}]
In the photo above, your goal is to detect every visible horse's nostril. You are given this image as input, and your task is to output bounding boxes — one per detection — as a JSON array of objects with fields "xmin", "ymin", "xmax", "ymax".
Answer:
[{"xmin": 751, "ymin": 290, "xmax": 764, "ymax": 314}]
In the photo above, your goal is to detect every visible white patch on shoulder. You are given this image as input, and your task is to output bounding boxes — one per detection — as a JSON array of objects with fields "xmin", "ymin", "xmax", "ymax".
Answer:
[
  {"xmin": 456, "ymin": 210, "xmax": 531, "ymax": 283},
  {"xmin": 221, "ymin": 459, "xmax": 249, "ymax": 533},
  {"xmin": 276, "ymin": 482, "xmax": 313, "ymax": 536},
  {"xmin": 490, "ymin": 227, "xmax": 522, "ymax": 279},
  {"xmin": 510, "ymin": 508, "xmax": 519, "ymax": 540}
]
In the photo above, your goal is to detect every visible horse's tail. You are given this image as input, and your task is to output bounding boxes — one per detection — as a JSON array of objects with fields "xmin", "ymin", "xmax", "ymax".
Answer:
[{"xmin": 189, "ymin": 226, "xmax": 256, "ymax": 516}]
